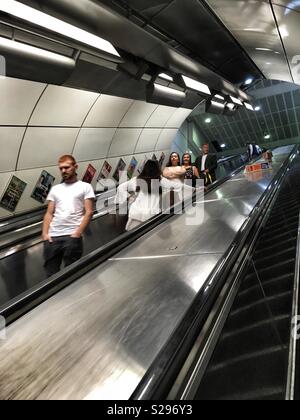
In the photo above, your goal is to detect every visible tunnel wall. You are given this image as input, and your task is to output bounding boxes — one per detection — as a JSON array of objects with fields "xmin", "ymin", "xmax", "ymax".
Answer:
[{"xmin": 0, "ymin": 77, "xmax": 191, "ymax": 219}]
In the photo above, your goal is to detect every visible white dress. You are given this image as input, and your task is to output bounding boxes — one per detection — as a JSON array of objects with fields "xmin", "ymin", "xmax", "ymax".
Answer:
[{"xmin": 115, "ymin": 177, "xmax": 161, "ymax": 231}]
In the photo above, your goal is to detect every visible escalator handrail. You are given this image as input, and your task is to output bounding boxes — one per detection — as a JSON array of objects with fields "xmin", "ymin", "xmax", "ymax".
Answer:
[
  {"xmin": 0, "ymin": 152, "xmax": 261, "ymax": 325},
  {"xmin": 130, "ymin": 145, "xmax": 299, "ymax": 400},
  {"xmin": 0, "ymin": 153, "xmax": 249, "ymax": 236},
  {"xmin": 0, "ymin": 154, "xmax": 253, "ymax": 258}
]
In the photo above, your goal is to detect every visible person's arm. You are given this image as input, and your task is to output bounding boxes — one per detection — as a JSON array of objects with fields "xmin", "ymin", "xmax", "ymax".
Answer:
[
  {"xmin": 42, "ymin": 201, "xmax": 55, "ymax": 242},
  {"xmin": 71, "ymin": 198, "xmax": 94, "ymax": 238},
  {"xmin": 193, "ymin": 166, "xmax": 200, "ymax": 178},
  {"xmin": 163, "ymin": 167, "xmax": 186, "ymax": 179}
]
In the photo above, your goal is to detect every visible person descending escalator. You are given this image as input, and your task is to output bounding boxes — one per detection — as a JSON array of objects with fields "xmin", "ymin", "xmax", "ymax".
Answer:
[
  {"xmin": 195, "ymin": 143, "xmax": 218, "ymax": 187},
  {"xmin": 182, "ymin": 153, "xmax": 200, "ymax": 188},
  {"xmin": 42, "ymin": 155, "xmax": 95, "ymax": 277},
  {"xmin": 115, "ymin": 160, "xmax": 162, "ymax": 231}
]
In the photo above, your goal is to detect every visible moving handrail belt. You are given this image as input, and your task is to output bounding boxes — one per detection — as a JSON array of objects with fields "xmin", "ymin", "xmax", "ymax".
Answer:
[
  {"xmin": 0, "ymin": 153, "xmax": 260, "ymax": 325},
  {"xmin": 130, "ymin": 145, "xmax": 299, "ymax": 400},
  {"xmin": 0, "ymin": 154, "xmax": 247, "ymax": 247}
]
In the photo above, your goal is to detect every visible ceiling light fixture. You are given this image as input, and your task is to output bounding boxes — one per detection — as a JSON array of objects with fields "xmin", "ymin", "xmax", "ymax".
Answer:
[
  {"xmin": 182, "ymin": 75, "xmax": 211, "ymax": 95},
  {"xmin": 245, "ymin": 78, "xmax": 254, "ymax": 85},
  {"xmin": 221, "ymin": 144, "xmax": 226, "ymax": 148},
  {"xmin": 226, "ymin": 103, "xmax": 235, "ymax": 110},
  {"xmin": 0, "ymin": 36, "xmax": 75, "ymax": 66},
  {"xmin": 264, "ymin": 134, "xmax": 271, "ymax": 140},
  {"xmin": 205, "ymin": 118, "xmax": 212, "ymax": 123},
  {"xmin": 214, "ymin": 94, "xmax": 225, "ymax": 101},
  {"xmin": 0, "ymin": 0, "xmax": 120, "ymax": 57},
  {"xmin": 244, "ymin": 103, "xmax": 254, "ymax": 111},
  {"xmin": 211, "ymin": 100, "xmax": 225, "ymax": 109},
  {"xmin": 230, "ymin": 96, "xmax": 243, "ymax": 106},
  {"xmin": 159, "ymin": 73, "xmax": 174, "ymax": 82},
  {"xmin": 153, "ymin": 83, "xmax": 185, "ymax": 98},
  {"xmin": 255, "ymin": 106, "xmax": 261, "ymax": 111}
]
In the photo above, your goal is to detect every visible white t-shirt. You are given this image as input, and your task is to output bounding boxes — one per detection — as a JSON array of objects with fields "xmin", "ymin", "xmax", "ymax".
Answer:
[
  {"xmin": 201, "ymin": 154, "xmax": 208, "ymax": 171},
  {"xmin": 47, "ymin": 181, "xmax": 95, "ymax": 237}
]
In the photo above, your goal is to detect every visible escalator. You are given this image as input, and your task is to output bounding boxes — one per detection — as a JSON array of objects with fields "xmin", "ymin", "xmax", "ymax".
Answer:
[
  {"xmin": 129, "ymin": 145, "xmax": 300, "ymax": 402},
  {"xmin": 0, "ymin": 152, "xmax": 251, "ymax": 317},
  {"xmin": 194, "ymin": 160, "xmax": 300, "ymax": 400}
]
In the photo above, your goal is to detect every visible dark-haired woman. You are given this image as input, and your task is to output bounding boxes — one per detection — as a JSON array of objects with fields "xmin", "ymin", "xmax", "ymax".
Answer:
[
  {"xmin": 182, "ymin": 153, "xmax": 199, "ymax": 187},
  {"xmin": 115, "ymin": 160, "xmax": 162, "ymax": 231},
  {"xmin": 163, "ymin": 152, "xmax": 186, "ymax": 181}
]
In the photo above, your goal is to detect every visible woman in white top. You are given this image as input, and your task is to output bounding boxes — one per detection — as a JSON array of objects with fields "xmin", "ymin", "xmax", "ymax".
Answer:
[
  {"xmin": 115, "ymin": 160, "xmax": 162, "ymax": 231},
  {"xmin": 163, "ymin": 152, "xmax": 186, "ymax": 182}
]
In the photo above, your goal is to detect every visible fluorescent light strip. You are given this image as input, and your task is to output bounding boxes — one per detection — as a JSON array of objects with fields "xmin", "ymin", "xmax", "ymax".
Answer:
[
  {"xmin": 226, "ymin": 103, "xmax": 235, "ymax": 110},
  {"xmin": 154, "ymin": 83, "xmax": 185, "ymax": 98},
  {"xmin": 214, "ymin": 94, "xmax": 225, "ymax": 101},
  {"xmin": 159, "ymin": 73, "xmax": 174, "ymax": 82},
  {"xmin": 211, "ymin": 100, "xmax": 225, "ymax": 109},
  {"xmin": 182, "ymin": 75, "xmax": 211, "ymax": 95},
  {"xmin": 244, "ymin": 102, "xmax": 254, "ymax": 111},
  {"xmin": 230, "ymin": 96, "xmax": 243, "ymax": 106},
  {"xmin": 0, "ymin": 0, "xmax": 120, "ymax": 57},
  {"xmin": 0, "ymin": 37, "xmax": 75, "ymax": 66}
]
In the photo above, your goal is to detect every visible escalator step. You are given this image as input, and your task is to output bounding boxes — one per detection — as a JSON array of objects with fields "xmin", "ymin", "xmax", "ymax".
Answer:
[
  {"xmin": 239, "ymin": 273, "xmax": 294, "ymax": 303},
  {"xmin": 195, "ymin": 346, "xmax": 287, "ymax": 400},
  {"xmin": 254, "ymin": 237, "xmax": 296, "ymax": 260},
  {"xmin": 210, "ymin": 316, "xmax": 290, "ymax": 366}
]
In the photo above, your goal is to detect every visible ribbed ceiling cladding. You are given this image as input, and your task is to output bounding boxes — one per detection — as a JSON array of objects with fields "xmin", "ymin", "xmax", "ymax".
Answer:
[
  {"xmin": 191, "ymin": 80, "xmax": 300, "ymax": 150},
  {"xmin": 205, "ymin": 0, "xmax": 300, "ymax": 85}
]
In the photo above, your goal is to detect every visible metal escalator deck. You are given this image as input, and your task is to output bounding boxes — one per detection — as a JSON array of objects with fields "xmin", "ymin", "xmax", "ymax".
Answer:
[{"xmin": 195, "ymin": 161, "xmax": 300, "ymax": 400}]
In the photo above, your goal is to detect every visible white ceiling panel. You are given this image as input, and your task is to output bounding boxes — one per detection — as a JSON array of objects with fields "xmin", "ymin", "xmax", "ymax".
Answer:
[
  {"xmin": 0, "ymin": 127, "xmax": 26, "ymax": 172},
  {"xmin": 0, "ymin": 77, "xmax": 46, "ymax": 125},
  {"xmin": 73, "ymin": 128, "xmax": 116, "ymax": 161},
  {"xmin": 119, "ymin": 101, "xmax": 158, "ymax": 128},
  {"xmin": 29, "ymin": 85, "xmax": 99, "ymax": 127},
  {"xmin": 155, "ymin": 129, "xmax": 178, "ymax": 151},
  {"xmin": 108, "ymin": 129, "xmax": 143, "ymax": 157},
  {"xmin": 145, "ymin": 105, "xmax": 176, "ymax": 128},
  {"xmin": 18, "ymin": 127, "xmax": 79, "ymax": 170},
  {"xmin": 83, "ymin": 95, "xmax": 133, "ymax": 128},
  {"xmin": 135, "ymin": 129, "xmax": 162, "ymax": 153},
  {"xmin": 165, "ymin": 109, "xmax": 191, "ymax": 128}
]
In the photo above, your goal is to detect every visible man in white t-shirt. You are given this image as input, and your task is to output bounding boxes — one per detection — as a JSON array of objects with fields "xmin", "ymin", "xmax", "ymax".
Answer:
[{"xmin": 42, "ymin": 155, "xmax": 95, "ymax": 277}]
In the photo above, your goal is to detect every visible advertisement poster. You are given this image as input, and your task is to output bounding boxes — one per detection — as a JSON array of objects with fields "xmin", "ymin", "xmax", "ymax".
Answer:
[
  {"xmin": 127, "ymin": 157, "xmax": 138, "ymax": 179},
  {"xmin": 98, "ymin": 161, "xmax": 112, "ymax": 180},
  {"xmin": 0, "ymin": 176, "xmax": 27, "ymax": 212},
  {"xmin": 113, "ymin": 158, "xmax": 127, "ymax": 182},
  {"xmin": 82, "ymin": 164, "xmax": 97, "ymax": 184},
  {"xmin": 137, "ymin": 155, "xmax": 148, "ymax": 175},
  {"xmin": 31, "ymin": 170, "xmax": 55, "ymax": 204},
  {"xmin": 158, "ymin": 152, "xmax": 166, "ymax": 169}
]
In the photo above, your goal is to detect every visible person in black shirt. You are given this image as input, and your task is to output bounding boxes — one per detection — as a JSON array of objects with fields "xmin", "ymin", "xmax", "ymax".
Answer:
[{"xmin": 195, "ymin": 143, "xmax": 218, "ymax": 186}]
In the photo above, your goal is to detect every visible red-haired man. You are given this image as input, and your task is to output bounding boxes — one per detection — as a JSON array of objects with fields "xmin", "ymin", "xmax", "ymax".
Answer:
[{"xmin": 42, "ymin": 155, "xmax": 95, "ymax": 277}]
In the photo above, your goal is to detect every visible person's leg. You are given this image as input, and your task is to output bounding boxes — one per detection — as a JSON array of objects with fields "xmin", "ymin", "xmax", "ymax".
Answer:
[
  {"xmin": 43, "ymin": 238, "xmax": 64, "ymax": 277},
  {"xmin": 63, "ymin": 237, "xmax": 83, "ymax": 268}
]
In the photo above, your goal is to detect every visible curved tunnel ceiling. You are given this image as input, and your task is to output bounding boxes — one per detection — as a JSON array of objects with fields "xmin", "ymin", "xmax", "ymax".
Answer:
[
  {"xmin": 98, "ymin": 0, "xmax": 264, "ymax": 85},
  {"xmin": 205, "ymin": 0, "xmax": 300, "ymax": 85},
  {"xmin": 1, "ymin": 0, "xmax": 251, "ymax": 102}
]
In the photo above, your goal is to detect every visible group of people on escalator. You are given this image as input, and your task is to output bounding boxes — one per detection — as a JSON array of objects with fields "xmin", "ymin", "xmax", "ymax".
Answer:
[{"xmin": 42, "ymin": 144, "xmax": 217, "ymax": 277}]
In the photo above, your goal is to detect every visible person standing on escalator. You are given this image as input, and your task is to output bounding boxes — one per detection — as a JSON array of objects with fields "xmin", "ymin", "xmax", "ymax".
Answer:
[
  {"xmin": 42, "ymin": 155, "xmax": 95, "ymax": 277},
  {"xmin": 195, "ymin": 143, "xmax": 218, "ymax": 187}
]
